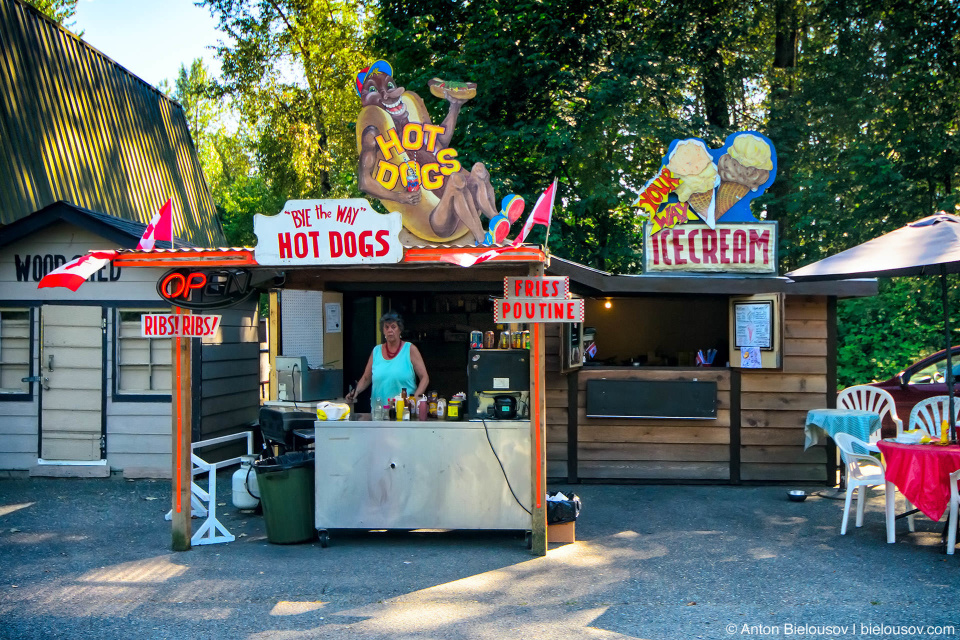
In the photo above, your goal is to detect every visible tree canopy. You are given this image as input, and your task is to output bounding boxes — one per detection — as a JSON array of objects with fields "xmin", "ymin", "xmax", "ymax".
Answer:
[{"xmin": 185, "ymin": 0, "xmax": 960, "ymax": 386}]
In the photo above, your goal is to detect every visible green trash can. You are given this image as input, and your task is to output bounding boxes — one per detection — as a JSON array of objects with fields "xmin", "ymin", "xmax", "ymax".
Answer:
[{"xmin": 254, "ymin": 451, "xmax": 315, "ymax": 544}]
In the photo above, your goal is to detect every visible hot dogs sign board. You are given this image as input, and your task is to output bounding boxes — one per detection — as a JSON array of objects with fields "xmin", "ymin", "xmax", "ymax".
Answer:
[
  {"xmin": 253, "ymin": 198, "xmax": 403, "ymax": 266},
  {"xmin": 636, "ymin": 131, "xmax": 778, "ymax": 274}
]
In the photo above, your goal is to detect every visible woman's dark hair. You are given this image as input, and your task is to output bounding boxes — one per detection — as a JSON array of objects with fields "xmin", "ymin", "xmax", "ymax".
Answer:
[{"xmin": 379, "ymin": 310, "xmax": 404, "ymax": 333}]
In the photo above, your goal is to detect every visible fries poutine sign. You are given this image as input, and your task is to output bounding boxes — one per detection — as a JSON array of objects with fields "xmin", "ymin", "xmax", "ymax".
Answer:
[{"xmin": 493, "ymin": 276, "xmax": 584, "ymax": 323}]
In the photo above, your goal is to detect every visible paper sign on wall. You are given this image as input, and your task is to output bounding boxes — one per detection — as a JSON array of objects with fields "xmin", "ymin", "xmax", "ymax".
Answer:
[{"xmin": 324, "ymin": 303, "xmax": 341, "ymax": 333}]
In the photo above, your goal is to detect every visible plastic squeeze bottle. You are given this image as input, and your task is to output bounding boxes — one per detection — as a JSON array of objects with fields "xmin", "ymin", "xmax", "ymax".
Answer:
[{"xmin": 941, "ymin": 420, "xmax": 950, "ymax": 445}]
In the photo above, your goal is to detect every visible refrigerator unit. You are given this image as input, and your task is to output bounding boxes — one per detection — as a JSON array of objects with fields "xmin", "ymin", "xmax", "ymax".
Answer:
[{"xmin": 467, "ymin": 349, "xmax": 530, "ymax": 420}]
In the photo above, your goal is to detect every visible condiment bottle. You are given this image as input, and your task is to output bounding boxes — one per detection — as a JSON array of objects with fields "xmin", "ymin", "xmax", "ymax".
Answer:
[
  {"xmin": 395, "ymin": 395, "xmax": 404, "ymax": 421},
  {"xmin": 418, "ymin": 395, "xmax": 429, "ymax": 421},
  {"xmin": 941, "ymin": 420, "xmax": 950, "ymax": 445},
  {"xmin": 373, "ymin": 397, "xmax": 381, "ymax": 421},
  {"xmin": 436, "ymin": 398, "xmax": 447, "ymax": 421}
]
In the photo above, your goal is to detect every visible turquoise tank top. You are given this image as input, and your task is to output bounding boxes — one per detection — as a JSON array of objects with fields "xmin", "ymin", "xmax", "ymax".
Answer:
[{"xmin": 371, "ymin": 341, "xmax": 416, "ymax": 407}]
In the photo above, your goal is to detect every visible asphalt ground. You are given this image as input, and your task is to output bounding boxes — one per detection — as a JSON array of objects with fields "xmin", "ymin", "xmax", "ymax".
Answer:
[{"xmin": 1, "ymin": 473, "xmax": 959, "ymax": 640}]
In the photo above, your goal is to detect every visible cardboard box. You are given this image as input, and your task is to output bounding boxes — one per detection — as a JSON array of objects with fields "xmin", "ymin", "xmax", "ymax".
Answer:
[{"xmin": 548, "ymin": 520, "xmax": 575, "ymax": 543}]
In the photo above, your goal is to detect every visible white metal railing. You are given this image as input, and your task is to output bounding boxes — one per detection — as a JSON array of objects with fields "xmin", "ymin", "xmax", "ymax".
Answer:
[{"xmin": 165, "ymin": 431, "xmax": 255, "ymax": 546}]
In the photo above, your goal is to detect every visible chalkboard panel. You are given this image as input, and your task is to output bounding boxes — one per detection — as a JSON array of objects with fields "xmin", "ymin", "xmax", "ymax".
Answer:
[{"xmin": 586, "ymin": 379, "xmax": 718, "ymax": 419}]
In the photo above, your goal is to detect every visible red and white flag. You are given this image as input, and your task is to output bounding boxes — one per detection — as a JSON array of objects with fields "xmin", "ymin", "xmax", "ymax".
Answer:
[
  {"xmin": 441, "ymin": 180, "xmax": 557, "ymax": 268},
  {"xmin": 37, "ymin": 251, "xmax": 118, "ymax": 291},
  {"xmin": 512, "ymin": 179, "xmax": 556, "ymax": 247},
  {"xmin": 137, "ymin": 199, "xmax": 174, "ymax": 251}
]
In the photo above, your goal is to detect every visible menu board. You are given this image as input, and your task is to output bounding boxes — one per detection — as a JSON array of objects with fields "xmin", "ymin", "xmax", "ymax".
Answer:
[{"xmin": 734, "ymin": 301, "xmax": 773, "ymax": 350}]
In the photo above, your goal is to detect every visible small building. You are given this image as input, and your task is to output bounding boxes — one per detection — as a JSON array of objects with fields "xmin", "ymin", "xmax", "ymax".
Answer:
[
  {"xmin": 542, "ymin": 261, "xmax": 874, "ymax": 484},
  {"xmin": 0, "ymin": 0, "xmax": 256, "ymax": 477}
]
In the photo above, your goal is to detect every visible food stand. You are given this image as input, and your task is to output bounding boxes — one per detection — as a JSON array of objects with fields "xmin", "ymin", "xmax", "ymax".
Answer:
[{"xmin": 109, "ymin": 225, "xmax": 555, "ymax": 553}]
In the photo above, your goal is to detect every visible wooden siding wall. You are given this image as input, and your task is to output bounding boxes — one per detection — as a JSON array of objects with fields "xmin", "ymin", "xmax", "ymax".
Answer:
[
  {"xmin": 740, "ymin": 295, "xmax": 828, "ymax": 482},
  {"xmin": 0, "ymin": 0, "xmax": 224, "ymax": 246},
  {"xmin": 199, "ymin": 302, "xmax": 260, "ymax": 438},
  {"xmin": 573, "ymin": 368, "xmax": 732, "ymax": 481},
  {"xmin": 545, "ymin": 324, "xmax": 568, "ymax": 478},
  {"xmin": 544, "ymin": 295, "xmax": 831, "ymax": 483}
]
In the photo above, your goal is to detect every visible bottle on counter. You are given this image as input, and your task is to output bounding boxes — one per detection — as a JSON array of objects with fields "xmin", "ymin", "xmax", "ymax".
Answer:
[
  {"xmin": 373, "ymin": 397, "xmax": 382, "ymax": 421},
  {"xmin": 418, "ymin": 395, "xmax": 429, "ymax": 421},
  {"xmin": 428, "ymin": 391, "xmax": 438, "ymax": 417},
  {"xmin": 402, "ymin": 405, "xmax": 411, "ymax": 421},
  {"xmin": 436, "ymin": 397, "xmax": 447, "ymax": 421}
]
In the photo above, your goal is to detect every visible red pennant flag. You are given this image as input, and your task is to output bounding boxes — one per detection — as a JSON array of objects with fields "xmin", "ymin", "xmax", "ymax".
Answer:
[
  {"xmin": 512, "ymin": 180, "xmax": 556, "ymax": 247},
  {"xmin": 38, "ymin": 251, "xmax": 118, "ymax": 291},
  {"xmin": 137, "ymin": 199, "xmax": 173, "ymax": 251}
]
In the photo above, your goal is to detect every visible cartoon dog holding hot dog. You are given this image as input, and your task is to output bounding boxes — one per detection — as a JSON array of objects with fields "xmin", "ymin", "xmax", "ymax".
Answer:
[{"xmin": 355, "ymin": 61, "xmax": 522, "ymax": 244}]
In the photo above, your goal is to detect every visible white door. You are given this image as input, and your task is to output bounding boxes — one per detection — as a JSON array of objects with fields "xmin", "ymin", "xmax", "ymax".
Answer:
[{"xmin": 40, "ymin": 305, "xmax": 104, "ymax": 461}]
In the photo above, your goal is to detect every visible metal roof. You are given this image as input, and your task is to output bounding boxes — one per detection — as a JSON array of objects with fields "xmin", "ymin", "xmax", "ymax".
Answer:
[
  {"xmin": 546, "ymin": 256, "xmax": 877, "ymax": 297},
  {"xmin": 0, "ymin": 0, "xmax": 225, "ymax": 246}
]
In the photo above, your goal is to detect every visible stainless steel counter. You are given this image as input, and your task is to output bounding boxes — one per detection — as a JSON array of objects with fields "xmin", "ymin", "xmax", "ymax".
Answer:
[{"xmin": 314, "ymin": 420, "xmax": 531, "ymax": 532}]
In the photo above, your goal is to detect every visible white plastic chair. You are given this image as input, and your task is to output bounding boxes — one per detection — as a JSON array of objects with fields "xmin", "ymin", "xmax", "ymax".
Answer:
[
  {"xmin": 908, "ymin": 395, "xmax": 960, "ymax": 438},
  {"xmin": 948, "ymin": 469, "xmax": 960, "ymax": 555},
  {"xmin": 837, "ymin": 385, "xmax": 903, "ymax": 442},
  {"xmin": 834, "ymin": 433, "xmax": 914, "ymax": 538}
]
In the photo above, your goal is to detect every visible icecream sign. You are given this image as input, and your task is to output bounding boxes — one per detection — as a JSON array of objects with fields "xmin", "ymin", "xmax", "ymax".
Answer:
[{"xmin": 637, "ymin": 131, "xmax": 778, "ymax": 275}]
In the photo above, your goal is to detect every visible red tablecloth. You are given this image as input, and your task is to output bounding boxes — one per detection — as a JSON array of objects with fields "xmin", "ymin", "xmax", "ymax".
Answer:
[{"xmin": 876, "ymin": 441, "xmax": 960, "ymax": 521}]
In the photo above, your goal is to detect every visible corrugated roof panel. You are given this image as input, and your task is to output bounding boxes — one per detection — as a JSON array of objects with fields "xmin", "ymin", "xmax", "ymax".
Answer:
[{"xmin": 0, "ymin": 0, "xmax": 224, "ymax": 247}]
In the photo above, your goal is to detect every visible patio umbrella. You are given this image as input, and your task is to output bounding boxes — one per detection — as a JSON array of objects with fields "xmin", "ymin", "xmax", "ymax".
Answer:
[{"xmin": 786, "ymin": 212, "xmax": 960, "ymax": 442}]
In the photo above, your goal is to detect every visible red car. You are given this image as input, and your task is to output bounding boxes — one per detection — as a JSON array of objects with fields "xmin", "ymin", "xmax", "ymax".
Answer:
[{"xmin": 869, "ymin": 346, "xmax": 960, "ymax": 436}]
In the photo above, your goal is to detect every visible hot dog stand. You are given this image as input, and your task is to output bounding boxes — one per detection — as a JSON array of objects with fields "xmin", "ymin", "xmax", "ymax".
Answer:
[{"xmin": 109, "ymin": 200, "xmax": 559, "ymax": 554}]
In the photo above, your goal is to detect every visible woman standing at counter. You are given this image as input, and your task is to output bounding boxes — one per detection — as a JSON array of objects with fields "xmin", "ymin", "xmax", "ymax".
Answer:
[{"xmin": 346, "ymin": 311, "xmax": 430, "ymax": 412}]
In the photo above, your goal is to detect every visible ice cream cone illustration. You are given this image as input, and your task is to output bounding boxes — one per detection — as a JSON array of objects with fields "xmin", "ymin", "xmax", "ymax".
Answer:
[
  {"xmin": 666, "ymin": 139, "xmax": 720, "ymax": 224},
  {"xmin": 715, "ymin": 133, "xmax": 773, "ymax": 218}
]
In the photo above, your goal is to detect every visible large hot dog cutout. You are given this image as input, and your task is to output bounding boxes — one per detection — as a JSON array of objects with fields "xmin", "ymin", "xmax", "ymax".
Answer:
[{"xmin": 355, "ymin": 60, "xmax": 510, "ymax": 245}]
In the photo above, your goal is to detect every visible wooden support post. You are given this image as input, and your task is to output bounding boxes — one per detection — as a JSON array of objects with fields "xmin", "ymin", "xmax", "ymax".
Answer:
[
  {"xmin": 268, "ymin": 290, "xmax": 279, "ymax": 401},
  {"xmin": 171, "ymin": 306, "xmax": 192, "ymax": 551},
  {"xmin": 530, "ymin": 264, "xmax": 547, "ymax": 556}
]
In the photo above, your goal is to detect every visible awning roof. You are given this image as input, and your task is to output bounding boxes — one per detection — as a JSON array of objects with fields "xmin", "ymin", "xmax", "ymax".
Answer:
[{"xmin": 546, "ymin": 256, "xmax": 877, "ymax": 297}]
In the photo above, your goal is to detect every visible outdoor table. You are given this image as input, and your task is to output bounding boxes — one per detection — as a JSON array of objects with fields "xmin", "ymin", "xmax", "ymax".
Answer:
[
  {"xmin": 804, "ymin": 409, "xmax": 882, "ymax": 452},
  {"xmin": 875, "ymin": 441, "xmax": 960, "ymax": 524}
]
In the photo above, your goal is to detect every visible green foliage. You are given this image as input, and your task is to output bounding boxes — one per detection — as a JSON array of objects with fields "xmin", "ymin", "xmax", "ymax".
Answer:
[
  {"xmin": 838, "ymin": 277, "xmax": 960, "ymax": 389},
  {"xmin": 23, "ymin": 0, "xmax": 78, "ymax": 29},
  {"xmin": 201, "ymin": 0, "xmax": 371, "ymax": 199},
  {"xmin": 186, "ymin": 0, "xmax": 960, "ymax": 384}
]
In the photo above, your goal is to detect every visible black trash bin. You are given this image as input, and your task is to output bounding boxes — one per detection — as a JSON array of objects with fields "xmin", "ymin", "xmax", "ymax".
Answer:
[
  {"xmin": 546, "ymin": 491, "xmax": 581, "ymax": 524},
  {"xmin": 254, "ymin": 451, "xmax": 315, "ymax": 544}
]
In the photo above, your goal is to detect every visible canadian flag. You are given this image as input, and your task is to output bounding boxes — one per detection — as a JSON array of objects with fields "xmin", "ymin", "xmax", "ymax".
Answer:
[
  {"xmin": 137, "ymin": 199, "xmax": 174, "ymax": 251},
  {"xmin": 512, "ymin": 179, "xmax": 555, "ymax": 247},
  {"xmin": 38, "ymin": 251, "xmax": 118, "ymax": 291}
]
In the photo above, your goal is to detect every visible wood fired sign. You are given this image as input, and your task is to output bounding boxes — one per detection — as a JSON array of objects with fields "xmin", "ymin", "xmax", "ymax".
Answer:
[
  {"xmin": 637, "ymin": 132, "xmax": 778, "ymax": 275},
  {"xmin": 493, "ymin": 277, "xmax": 584, "ymax": 323},
  {"xmin": 253, "ymin": 198, "xmax": 403, "ymax": 266}
]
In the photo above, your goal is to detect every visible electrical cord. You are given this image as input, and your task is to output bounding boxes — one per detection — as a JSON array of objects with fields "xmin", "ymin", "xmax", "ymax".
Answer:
[{"xmin": 481, "ymin": 418, "xmax": 532, "ymax": 515}]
